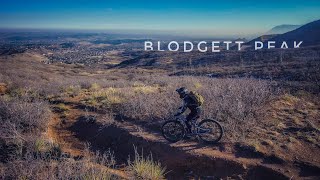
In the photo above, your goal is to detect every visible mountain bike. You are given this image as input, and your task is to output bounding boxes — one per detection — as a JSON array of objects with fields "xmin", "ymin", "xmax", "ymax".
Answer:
[{"xmin": 161, "ymin": 115, "xmax": 223, "ymax": 143}]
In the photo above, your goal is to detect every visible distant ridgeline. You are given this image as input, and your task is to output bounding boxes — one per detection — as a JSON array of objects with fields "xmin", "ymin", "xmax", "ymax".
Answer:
[{"xmin": 144, "ymin": 19, "xmax": 320, "ymax": 52}]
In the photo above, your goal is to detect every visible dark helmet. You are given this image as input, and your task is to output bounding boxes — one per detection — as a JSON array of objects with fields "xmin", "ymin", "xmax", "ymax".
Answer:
[{"xmin": 176, "ymin": 87, "xmax": 189, "ymax": 98}]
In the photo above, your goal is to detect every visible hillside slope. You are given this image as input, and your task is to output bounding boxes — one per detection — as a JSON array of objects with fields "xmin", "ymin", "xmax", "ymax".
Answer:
[
  {"xmin": 270, "ymin": 19, "xmax": 320, "ymax": 48},
  {"xmin": 266, "ymin": 24, "xmax": 301, "ymax": 35},
  {"xmin": 243, "ymin": 20, "xmax": 320, "ymax": 49}
]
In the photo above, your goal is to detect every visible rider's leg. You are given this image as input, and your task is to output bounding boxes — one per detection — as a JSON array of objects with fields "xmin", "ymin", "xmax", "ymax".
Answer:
[
  {"xmin": 195, "ymin": 107, "xmax": 202, "ymax": 120},
  {"xmin": 186, "ymin": 107, "xmax": 202, "ymax": 131},
  {"xmin": 185, "ymin": 115, "xmax": 193, "ymax": 133},
  {"xmin": 186, "ymin": 108, "xmax": 198, "ymax": 133}
]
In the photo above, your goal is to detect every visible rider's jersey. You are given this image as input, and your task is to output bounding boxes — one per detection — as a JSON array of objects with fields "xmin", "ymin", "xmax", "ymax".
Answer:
[{"xmin": 178, "ymin": 94, "xmax": 200, "ymax": 114}]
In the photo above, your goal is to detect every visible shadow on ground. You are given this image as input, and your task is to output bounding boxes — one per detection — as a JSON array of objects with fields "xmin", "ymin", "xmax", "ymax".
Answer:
[{"xmin": 69, "ymin": 118, "xmax": 289, "ymax": 180}]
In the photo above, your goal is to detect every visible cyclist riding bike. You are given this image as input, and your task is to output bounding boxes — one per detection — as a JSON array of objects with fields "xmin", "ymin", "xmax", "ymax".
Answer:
[
  {"xmin": 161, "ymin": 87, "xmax": 223, "ymax": 143},
  {"xmin": 175, "ymin": 87, "xmax": 204, "ymax": 135}
]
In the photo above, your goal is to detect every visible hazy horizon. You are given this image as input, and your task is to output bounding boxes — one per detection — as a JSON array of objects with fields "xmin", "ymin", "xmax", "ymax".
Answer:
[{"xmin": 1, "ymin": 0, "xmax": 320, "ymax": 38}]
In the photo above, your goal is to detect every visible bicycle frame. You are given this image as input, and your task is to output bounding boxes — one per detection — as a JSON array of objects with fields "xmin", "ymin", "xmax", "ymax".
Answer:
[
  {"xmin": 174, "ymin": 115, "xmax": 211, "ymax": 136},
  {"xmin": 175, "ymin": 115, "xmax": 186, "ymax": 124},
  {"xmin": 162, "ymin": 115, "xmax": 223, "ymax": 143}
]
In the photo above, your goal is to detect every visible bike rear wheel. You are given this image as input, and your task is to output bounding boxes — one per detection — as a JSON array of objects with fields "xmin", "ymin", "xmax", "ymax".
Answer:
[
  {"xmin": 198, "ymin": 119, "xmax": 223, "ymax": 143},
  {"xmin": 161, "ymin": 120, "xmax": 185, "ymax": 143}
]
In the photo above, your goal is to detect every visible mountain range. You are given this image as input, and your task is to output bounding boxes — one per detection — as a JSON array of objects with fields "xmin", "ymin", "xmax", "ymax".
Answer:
[
  {"xmin": 269, "ymin": 19, "xmax": 320, "ymax": 47},
  {"xmin": 244, "ymin": 19, "xmax": 320, "ymax": 48},
  {"xmin": 265, "ymin": 24, "xmax": 301, "ymax": 35}
]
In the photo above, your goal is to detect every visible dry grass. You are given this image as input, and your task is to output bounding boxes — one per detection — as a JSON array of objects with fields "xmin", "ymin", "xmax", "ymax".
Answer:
[
  {"xmin": 116, "ymin": 76, "xmax": 274, "ymax": 141},
  {"xmin": 64, "ymin": 85, "xmax": 82, "ymax": 97},
  {"xmin": 127, "ymin": 147, "xmax": 166, "ymax": 180},
  {"xmin": 0, "ymin": 93, "xmax": 117, "ymax": 179},
  {"xmin": 0, "ymin": 96, "xmax": 51, "ymax": 142},
  {"xmin": 1, "ymin": 148, "xmax": 117, "ymax": 180},
  {"xmin": 0, "ymin": 95, "xmax": 52, "ymax": 161},
  {"xmin": 1, "ymin": 52, "xmax": 319, "ymax": 178},
  {"xmin": 82, "ymin": 87, "xmax": 125, "ymax": 109},
  {"xmin": 66, "ymin": 74, "xmax": 275, "ymax": 141}
]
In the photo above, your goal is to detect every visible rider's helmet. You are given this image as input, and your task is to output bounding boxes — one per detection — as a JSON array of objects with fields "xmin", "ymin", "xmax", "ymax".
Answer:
[{"xmin": 176, "ymin": 87, "xmax": 189, "ymax": 98}]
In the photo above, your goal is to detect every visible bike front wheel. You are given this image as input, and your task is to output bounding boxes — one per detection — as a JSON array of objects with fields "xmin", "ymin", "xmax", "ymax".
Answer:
[
  {"xmin": 161, "ymin": 120, "xmax": 185, "ymax": 143},
  {"xmin": 198, "ymin": 119, "xmax": 223, "ymax": 143}
]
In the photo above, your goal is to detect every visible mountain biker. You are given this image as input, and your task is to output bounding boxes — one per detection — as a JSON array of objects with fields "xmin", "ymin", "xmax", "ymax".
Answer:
[{"xmin": 175, "ymin": 87, "xmax": 203, "ymax": 134}]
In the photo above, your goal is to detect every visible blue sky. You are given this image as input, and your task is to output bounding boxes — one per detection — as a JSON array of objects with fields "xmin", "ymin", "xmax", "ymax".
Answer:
[{"xmin": 1, "ymin": 0, "xmax": 319, "ymax": 36}]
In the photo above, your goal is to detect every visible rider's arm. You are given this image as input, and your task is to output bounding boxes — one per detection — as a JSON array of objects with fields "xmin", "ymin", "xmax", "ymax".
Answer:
[{"xmin": 175, "ymin": 99, "xmax": 187, "ymax": 116}]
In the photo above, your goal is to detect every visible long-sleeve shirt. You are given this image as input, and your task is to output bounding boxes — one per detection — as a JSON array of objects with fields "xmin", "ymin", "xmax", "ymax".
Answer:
[{"xmin": 178, "ymin": 95, "xmax": 199, "ymax": 114}]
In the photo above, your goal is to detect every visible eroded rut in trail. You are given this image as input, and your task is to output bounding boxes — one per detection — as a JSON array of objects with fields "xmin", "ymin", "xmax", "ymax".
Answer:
[{"xmin": 47, "ymin": 101, "xmax": 297, "ymax": 179}]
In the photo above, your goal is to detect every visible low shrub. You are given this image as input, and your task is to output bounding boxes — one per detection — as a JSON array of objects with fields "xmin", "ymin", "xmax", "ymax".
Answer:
[
  {"xmin": 2, "ymin": 149, "xmax": 117, "ymax": 180},
  {"xmin": 119, "ymin": 76, "xmax": 275, "ymax": 141},
  {"xmin": 0, "ymin": 96, "xmax": 51, "ymax": 160},
  {"xmin": 127, "ymin": 148, "xmax": 166, "ymax": 180}
]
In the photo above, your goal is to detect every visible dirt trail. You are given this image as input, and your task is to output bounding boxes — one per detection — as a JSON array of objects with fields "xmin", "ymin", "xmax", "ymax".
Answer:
[
  {"xmin": 46, "ymin": 99, "xmax": 305, "ymax": 179},
  {"xmin": 46, "ymin": 102, "xmax": 128, "ymax": 179}
]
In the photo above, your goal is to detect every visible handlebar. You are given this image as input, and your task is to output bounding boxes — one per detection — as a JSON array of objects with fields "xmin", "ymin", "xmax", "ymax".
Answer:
[{"xmin": 174, "ymin": 114, "xmax": 185, "ymax": 121}]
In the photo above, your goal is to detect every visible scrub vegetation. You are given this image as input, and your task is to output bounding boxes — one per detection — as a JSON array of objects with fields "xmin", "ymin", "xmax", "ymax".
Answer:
[{"xmin": 0, "ymin": 48, "xmax": 319, "ymax": 179}]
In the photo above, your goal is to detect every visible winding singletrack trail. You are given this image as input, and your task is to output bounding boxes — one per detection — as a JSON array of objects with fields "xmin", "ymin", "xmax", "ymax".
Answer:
[{"xmin": 46, "ymin": 97, "xmax": 308, "ymax": 179}]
